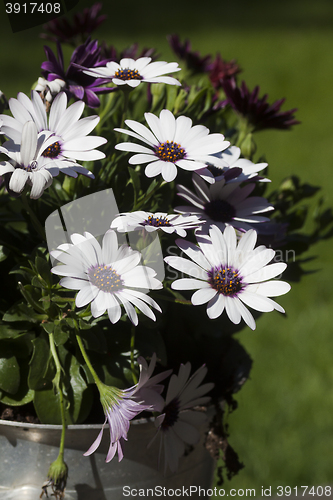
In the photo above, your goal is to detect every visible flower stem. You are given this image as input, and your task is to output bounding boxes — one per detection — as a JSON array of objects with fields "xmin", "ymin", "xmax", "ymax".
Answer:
[
  {"xmin": 21, "ymin": 191, "xmax": 46, "ymax": 240},
  {"xmin": 49, "ymin": 332, "xmax": 66, "ymax": 460},
  {"xmin": 130, "ymin": 325, "xmax": 138, "ymax": 384},
  {"xmin": 74, "ymin": 322, "xmax": 103, "ymax": 390}
]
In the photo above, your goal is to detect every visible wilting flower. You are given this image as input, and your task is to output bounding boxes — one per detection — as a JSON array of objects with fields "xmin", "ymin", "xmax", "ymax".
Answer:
[
  {"xmin": 40, "ymin": 2, "xmax": 107, "ymax": 45},
  {"xmin": 41, "ymin": 38, "xmax": 114, "ymax": 108},
  {"xmin": 85, "ymin": 353, "xmax": 171, "ymax": 462},
  {"xmin": 111, "ymin": 211, "xmax": 203, "ymax": 237},
  {"xmin": 0, "ymin": 121, "xmax": 62, "ymax": 198},
  {"xmin": 209, "ymin": 54, "xmax": 241, "ymax": 89},
  {"xmin": 222, "ymin": 78, "xmax": 300, "ymax": 131},
  {"xmin": 0, "ymin": 91, "xmax": 106, "ymax": 179},
  {"xmin": 165, "ymin": 225, "xmax": 291, "ymax": 330},
  {"xmin": 115, "ymin": 109, "xmax": 230, "ymax": 182},
  {"xmin": 151, "ymin": 363, "xmax": 214, "ymax": 473},
  {"xmin": 197, "ymin": 145, "xmax": 270, "ymax": 184},
  {"xmin": 175, "ymin": 173, "xmax": 273, "ymax": 233},
  {"xmin": 51, "ymin": 229, "xmax": 162, "ymax": 325},
  {"xmin": 167, "ymin": 34, "xmax": 212, "ymax": 74},
  {"xmin": 82, "ymin": 57, "xmax": 181, "ymax": 88},
  {"xmin": 34, "ymin": 77, "xmax": 66, "ymax": 110}
]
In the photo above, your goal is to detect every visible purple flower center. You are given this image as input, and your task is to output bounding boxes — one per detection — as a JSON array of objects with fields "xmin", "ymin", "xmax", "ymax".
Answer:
[
  {"xmin": 42, "ymin": 141, "xmax": 61, "ymax": 159},
  {"xmin": 114, "ymin": 68, "xmax": 143, "ymax": 81},
  {"xmin": 143, "ymin": 215, "xmax": 171, "ymax": 227},
  {"xmin": 161, "ymin": 398, "xmax": 180, "ymax": 430},
  {"xmin": 208, "ymin": 266, "xmax": 243, "ymax": 297},
  {"xmin": 204, "ymin": 199, "xmax": 236, "ymax": 222},
  {"xmin": 154, "ymin": 141, "xmax": 186, "ymax": 163},
  {"xmin": 88, "ymin": 264, "xmax": 124, "ymax": 293}
]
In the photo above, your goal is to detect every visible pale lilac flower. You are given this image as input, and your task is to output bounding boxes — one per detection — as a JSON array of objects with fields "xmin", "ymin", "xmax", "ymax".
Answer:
[
  {"xmin": 111, "ymin": 211, "xmax": 203, "ymax": 237},
  {"xmin": 51, "ymin": 229, "xmax": 162, "ymax": 326},
  {"xmin": 115, "ymin": 109, "xmax": 230, "ymax": 182},
  {"xmin": 135, "ymin": 353, "xmax": 173, "ymax": 412},
  {"xmin": 164, "ymin": 225, "xmax": 291, "ymax": 330},
  {"xmin": 0, "ymin": 90, "xmax": 107, "ymax": 179},
  {"xmin": 175, "ymin": 173, "xmax": 273, "ymax": 233},
  {"xmin": 82, "ymin": 57, "xmax": 181, "ymax": 88},
  {"xmin": 151, "ymin": 363, "xmax": 214, "ymax": 473}
]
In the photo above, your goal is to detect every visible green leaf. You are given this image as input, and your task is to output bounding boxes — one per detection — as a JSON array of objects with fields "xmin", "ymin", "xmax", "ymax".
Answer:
[
  {"xmin": 28, "ymin": 336, "xmax": 50, "ymax": 390},
  {"xmin": 0, "ymin": 355, "xmax": 20, "ymax": 394},
  {"xmin": 0, "ymin": 245, "xmax": 10, "ymax": 262},
  {"xmin": 53, "ymin": 321, "xmax": 70, "ymax": 346},
  {"xmin": 33, "ymin": 386, "xmax": 73, "ymax": 425},
  {"xmin": 35, "ymin": 255, "xmax": 53, "ymax": 286},
  {"xmin": 3, "ymin": 302, "xmax": 48, "ymax": 323},
  {"xmin": 68, "ymin": 356, "xmax": 93, "ymax": 424},
  {"xmin": 0, "ymin": 323, "xmax": 32, "ymax": 339},
  {"xmin": 127, "ymin": 166, "xmax": 141, "ymax": 207}
]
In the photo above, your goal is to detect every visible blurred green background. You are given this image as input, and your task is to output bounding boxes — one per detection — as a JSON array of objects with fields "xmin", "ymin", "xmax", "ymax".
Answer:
[{"xmin": 1, "ymin": 0, "xmax": 333, "ymax": 494}]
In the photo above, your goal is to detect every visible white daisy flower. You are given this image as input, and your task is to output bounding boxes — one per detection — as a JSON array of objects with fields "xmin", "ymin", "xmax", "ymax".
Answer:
[
  {"xmin": 151, "ymin": 363, "xmax": 214, "ymax": 473},
  {"xmin": 175, "ymin": 173, "xmax": 274, "ymax": 233},
  {"xmin": 51, "ymin": 229, "xmax": 162, "ymax": 326},
  {"xmin": 33, "ymin": 77, "xmax": 66, "ymax": 110},
  {"xmin": 164, "ymin": 225, "xmax": 291, "ymax": 330},
  {"xmin": 0, "ymin": 121, "xmax": 62, "ymax": 199},
  {"xmin": 111, "ymin": 211, "xmax": 203, "ymax": 237},
  {"xmin": 115, "ymin": 109, "xmax": 230, "ymax": 182},
  {"xmin": 197, "ymin": 145, "xmax": 270, "ymax": 184},
  {"xmin": 83, "ymin": 57, "xmax": 181, "ymax": 88},
  {"xmin": 0, "ymin": 90, "xmax": 107, "ymax": 179}
]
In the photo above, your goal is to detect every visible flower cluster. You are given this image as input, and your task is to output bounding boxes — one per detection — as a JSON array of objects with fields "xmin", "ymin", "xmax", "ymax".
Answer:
[{"xmin": 3, "ymin": 4, "xmax": 327, "ymax": 497}]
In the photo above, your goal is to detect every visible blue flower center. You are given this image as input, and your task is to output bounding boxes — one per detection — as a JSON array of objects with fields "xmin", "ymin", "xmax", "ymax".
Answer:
[
  {"xmin": 155, "ymin": 141, "xmax": 186, "ymax": 163},
  {"xmin": 161, "ymin": 398, "xmax": 180, "ymax": 430},
  {"xmin": 143, "ymin": 215, "xmax": 171, "ymax": 227},
  {"xmin": 114, "ymin": 68, "xmax": 143, "ymax": 81},
  {"xmin": 88, "ymin": 265, "xmax": 123, "ymax": 293},
  {"xmin": 208, "ymin": 266, "xmax": 243, "ymax": 296},
  {"xmin": 204, "ymin": 199, "xmax": 236, "ymax": 222},
  {"xmin": 42, "ymin": 141, "xmax": 61, "ymax": 159}
]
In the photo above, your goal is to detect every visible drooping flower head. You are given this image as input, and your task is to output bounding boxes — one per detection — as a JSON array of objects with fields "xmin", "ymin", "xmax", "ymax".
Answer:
[
  {"xmin": 81, "ymin": 57, "xmax": 181, "ymax": 88},
  {"xmin": 111, "ymin": 211, "xmax": 203, "ymax": 238},
  {"xmin": 115, "ymin": 109, "xmax": 230, "ymax": 182},
  {"xmin": 222, "ymin": 78, "xmax": 300, "ymax": 131},
  {"xmin": 151, "ymin": 363, "xmax": 214, "ymax": 473},
  {"xmin": 175, "ymin": 173, "xmax": 274, "ymax": 233},
  {"xmin": 40, "ymin": 2, "xmax": 107, "ymax": 45},
  {"xmin": 41, "ymin": 38, "xmax": 115, "ymax": 108},
  {"xmin": 0, "ymin": 90, "xmax": 106, "ymax": 179},
  {"xmin": 51, "ymin": 229, "xmax": 162, "ymax": 326},
  {"xmin": 164, "ymin": 225, "xmax": 291, "ymax": 330}
]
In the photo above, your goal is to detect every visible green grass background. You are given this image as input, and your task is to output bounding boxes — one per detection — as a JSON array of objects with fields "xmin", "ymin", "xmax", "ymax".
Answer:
[{"xmin": 1, "ymin": 0, "xmax": 333, "ymax": 494}]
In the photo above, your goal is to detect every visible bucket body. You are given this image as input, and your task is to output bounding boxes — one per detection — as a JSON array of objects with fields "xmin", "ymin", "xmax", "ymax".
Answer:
[{"xmin": 0, "ymin": 416, "xmax": 215, "ymax": 499}]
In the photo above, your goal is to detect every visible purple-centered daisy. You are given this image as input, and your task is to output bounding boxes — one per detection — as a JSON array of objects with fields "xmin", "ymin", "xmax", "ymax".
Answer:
[
  {"xmin": 222, "ymin": 78, "xmax": 300, "ymax": 131},
  {"xmin": 82, "ymin": 57, "xmax": 181, "ymax": 88},
  {"xmin": 164, "ymin": 225, "xmax": 291, "ymax": 330},
  {"xmin": 41, "ymin": 38, "xmax": 115, "ymax": 108},
  {"xmin": 0, "ymin": 121, "xmax": 64, "ymax": 199},
  {"xmin": 115, "ymin": 109, "xmax": 230, "ymax": 182},
  {"xmin": 175, "ymin": 173, "xmax": 273, "ymax": 233},
  {"xmin": 0, "ymin": 90, "xmax": 106, "ymax": 179},
  {"xmin": 197, "ymin": 145, "xmax": 270, "ymax": 185},
  {"xmin": 51, "ymin": 229, "xmax": 162, "ymax": 326},
  {"xmin": 151, "ymin": 363, "xmax": 214, "ymax": 473},
  {"xmin": 111, "ymin": 211, "xmax": 203, "ymax": 238}
]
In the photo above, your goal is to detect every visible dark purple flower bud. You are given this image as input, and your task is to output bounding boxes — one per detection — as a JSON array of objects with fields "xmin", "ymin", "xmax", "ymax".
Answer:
[
  {"xmin": 209, "ymin": 54, "xmax": 242, "ymax": 89},
  {"xmin": 167, "ymin": 34, "xmax": 212, "ymax": 74}
]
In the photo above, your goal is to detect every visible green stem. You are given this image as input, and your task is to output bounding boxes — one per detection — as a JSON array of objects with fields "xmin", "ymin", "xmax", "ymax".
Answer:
[
  {"xmin": 75, "ymin": 322, "xmax": 102, "ymax": 389},
  {"xmin": 21, "ymin": 191, "xmax": 46, "ymax": 240},
  {"xmin": 49, "ymin": 332, "xmax": 66, "ymax": 460},
  {"xmin": 130, "ymin": 325, "xmax": 138, "ymax": 384}
]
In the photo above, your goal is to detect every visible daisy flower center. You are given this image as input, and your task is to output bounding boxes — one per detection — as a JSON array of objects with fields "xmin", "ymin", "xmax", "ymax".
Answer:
[
  {"xmin": 114, "ymin": 68, "xmax": 143, "ymax": 81},
  {"xmin": 204, "ymin": 199, "xmax": 236, "ymax": 222},
  {"xmin": 154, "ymin": 141, "xmax": 186, "ymax": 163},
  {"xmin": 42, "ymin": 141, "xmax": 62, "ymax": 159},
  {"xmin": 144, "ymin": 215, "xmax": 171, "ymax": 227},
  {"xmin": 161, "ymin": 398, "xmax": 180, "ymax": 430},
  {"xmin": 88, "ymin": 265, "xmax": 124, "ymax": 293},
  {"xmin": 208, "ymin": 266, "xmax": 243, "ymax": 297}
]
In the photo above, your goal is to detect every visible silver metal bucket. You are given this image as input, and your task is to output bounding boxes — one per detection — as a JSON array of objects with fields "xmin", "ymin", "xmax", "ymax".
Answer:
[{"xmin": 0, "ymin": 416, "xmax": 215, "ymax": 499}]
